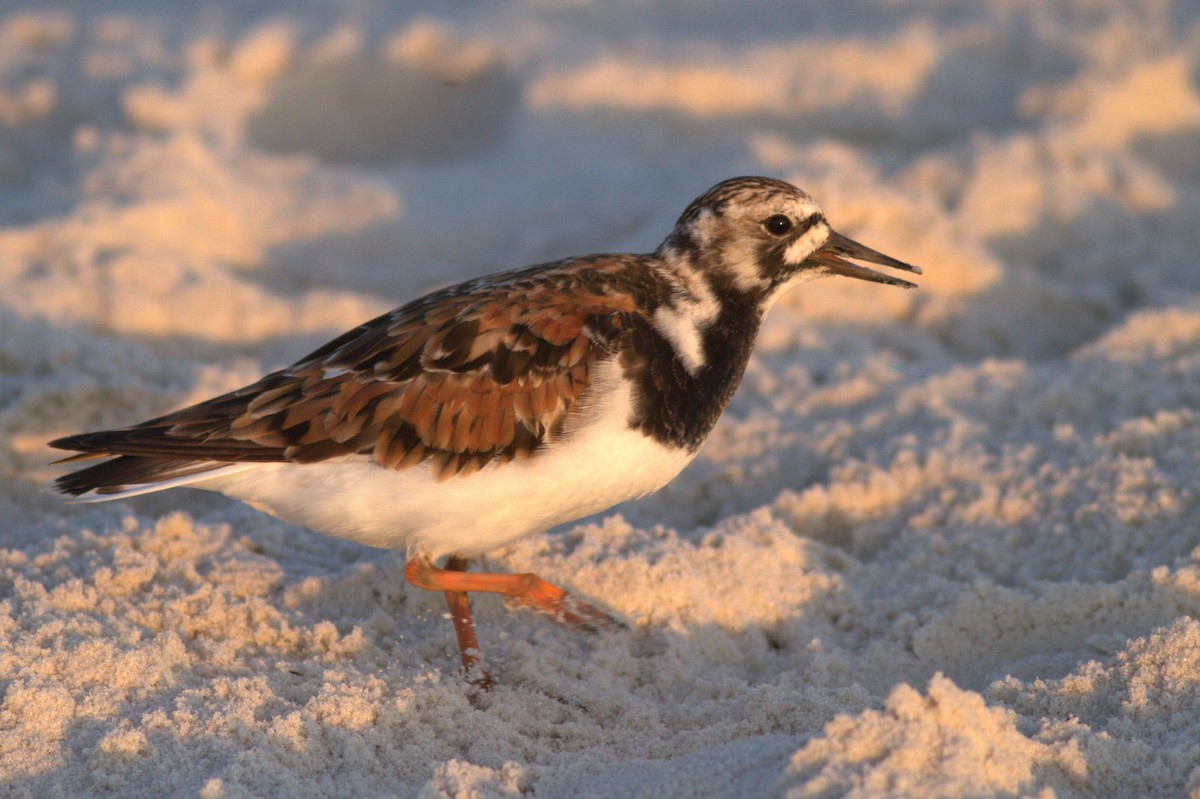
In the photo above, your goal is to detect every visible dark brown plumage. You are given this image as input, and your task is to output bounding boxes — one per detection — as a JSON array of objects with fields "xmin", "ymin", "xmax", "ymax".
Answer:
[{"xmin": 51, "ymin": 255, "xmax": 675, "ymax": 491}]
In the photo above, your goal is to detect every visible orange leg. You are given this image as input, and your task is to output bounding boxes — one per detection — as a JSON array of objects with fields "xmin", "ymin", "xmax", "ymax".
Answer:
[
  {"xmin": 439, "ymin": 555, "xmax": 494, "ymax": 689},
  {"xmin": 404, "ymin": 555, "xmax": 624, "ymax": 683}
]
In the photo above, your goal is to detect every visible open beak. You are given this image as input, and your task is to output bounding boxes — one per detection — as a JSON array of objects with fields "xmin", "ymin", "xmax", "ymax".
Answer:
[{"xmin": 806, "ymin": 230, "xmax": 922, "ymax": 289}]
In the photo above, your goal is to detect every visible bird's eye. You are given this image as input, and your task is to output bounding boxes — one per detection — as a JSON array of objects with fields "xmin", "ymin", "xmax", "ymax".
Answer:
[{"xmin": 765, "ymin": 215, "xmax": 792, "ymax": 236}]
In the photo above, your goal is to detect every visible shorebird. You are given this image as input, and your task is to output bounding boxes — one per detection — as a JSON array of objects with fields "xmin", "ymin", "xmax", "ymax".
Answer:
[{"xmin": 49, "ymin": 176, "xmax": 920, "ymax": 686}]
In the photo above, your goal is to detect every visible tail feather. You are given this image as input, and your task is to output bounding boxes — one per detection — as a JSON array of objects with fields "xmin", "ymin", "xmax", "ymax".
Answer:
[
  {"xmin": 47, "ymin": 429, "xmax": 284, "ymax": 462},
  {"xmin": 50, "ymin": 455, "xmax": 250, "ymax": 502}
]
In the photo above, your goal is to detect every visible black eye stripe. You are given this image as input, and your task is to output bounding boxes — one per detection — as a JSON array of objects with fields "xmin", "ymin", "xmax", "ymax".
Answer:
[{"xmin": 793, "ymin": 213, "xmax": 824, "ymax": 236}]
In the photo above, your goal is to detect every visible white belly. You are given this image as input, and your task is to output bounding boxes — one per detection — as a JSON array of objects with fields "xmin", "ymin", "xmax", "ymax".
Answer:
[{"xmin": 198, "ymin": 373, "xmax": 697, "ymax": 559}]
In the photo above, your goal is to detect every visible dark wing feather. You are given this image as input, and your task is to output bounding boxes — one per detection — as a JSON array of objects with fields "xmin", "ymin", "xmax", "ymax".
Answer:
[
  {"xmin": 52, "ymin": 456, "xmax": 235, "ymax": 497},
  {"xmin": 50, "ymin": 256, "xmax": 663, "ymax": 483}
]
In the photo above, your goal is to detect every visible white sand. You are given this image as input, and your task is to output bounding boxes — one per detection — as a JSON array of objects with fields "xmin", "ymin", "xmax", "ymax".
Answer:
[{"xmin": 3, "ymin": 2, "xmax": 1200, "ymax": 797}]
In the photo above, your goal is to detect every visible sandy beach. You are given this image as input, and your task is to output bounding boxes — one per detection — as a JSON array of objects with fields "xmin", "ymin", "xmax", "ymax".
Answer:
[{"xmin": 3, "ymin": 2, "xmax": 1200, "ymax": 796}]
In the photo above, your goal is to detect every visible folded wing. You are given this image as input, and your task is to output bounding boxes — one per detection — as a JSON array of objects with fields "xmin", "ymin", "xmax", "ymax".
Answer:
[{"xmin": 50, "ymin": 258, "xmax": 654, "ymax": 497}]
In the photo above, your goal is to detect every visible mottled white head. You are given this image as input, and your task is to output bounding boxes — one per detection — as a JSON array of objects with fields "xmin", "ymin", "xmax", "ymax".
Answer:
[{"xmin": 660, "ymin": 176, "xmax": 920, "ymax": 307}]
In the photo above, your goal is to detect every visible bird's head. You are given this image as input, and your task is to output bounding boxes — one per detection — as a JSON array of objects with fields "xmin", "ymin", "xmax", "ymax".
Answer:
[{"xmin": 661, "ymin": 176, "xmax": 921, "ymax": 303}]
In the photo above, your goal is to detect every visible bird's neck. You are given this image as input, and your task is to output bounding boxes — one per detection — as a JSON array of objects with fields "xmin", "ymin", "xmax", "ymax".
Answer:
[{"xmin": 630, "ymin": 251, "xmax": 767, "ymax": 451}]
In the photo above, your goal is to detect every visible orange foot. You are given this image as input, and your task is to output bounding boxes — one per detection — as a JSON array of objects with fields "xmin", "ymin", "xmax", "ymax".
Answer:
[{"xmin": 404, "ymin": 554, "xmax": 624, "ymax": 686}]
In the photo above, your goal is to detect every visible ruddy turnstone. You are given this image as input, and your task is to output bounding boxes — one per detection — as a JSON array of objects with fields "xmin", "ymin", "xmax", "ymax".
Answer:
[{"xmin": 49, "ymin": 176, "xmax": 920, "ymax": 685}]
